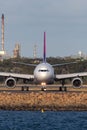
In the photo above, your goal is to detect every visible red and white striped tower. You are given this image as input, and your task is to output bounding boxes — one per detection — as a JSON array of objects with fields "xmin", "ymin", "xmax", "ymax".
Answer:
[{"xmin": 1, "ymin": 14, "xmax": 4, "ymax": 51}]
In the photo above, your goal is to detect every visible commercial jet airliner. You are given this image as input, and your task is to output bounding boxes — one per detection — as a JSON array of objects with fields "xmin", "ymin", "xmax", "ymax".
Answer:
[{"xmin": 0, "ymin": 32, "xmax": 87, "ymax": 91}]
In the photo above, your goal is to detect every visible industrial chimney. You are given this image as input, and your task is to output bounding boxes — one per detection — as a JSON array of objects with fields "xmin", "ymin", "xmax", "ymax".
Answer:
[{"xmin": 1, "ymin": 14, "xmax": 4, "ymax": 51}]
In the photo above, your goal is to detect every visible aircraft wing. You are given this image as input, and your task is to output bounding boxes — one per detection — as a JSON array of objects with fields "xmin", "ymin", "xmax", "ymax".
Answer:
[
  {"xmin": 0, "ymin": 72, "xmax": 34, "ymax": 80},
  {"xmin": 55, "ymin": 72, "xmax": 87, "ymax": 80}
]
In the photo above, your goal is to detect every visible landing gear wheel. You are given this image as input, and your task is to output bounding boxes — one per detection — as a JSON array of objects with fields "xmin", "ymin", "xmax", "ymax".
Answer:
[
  {"xmin": 21, "ymin": 86, "xmax": 29, "ymax": 91},
  {"xmin": 41, "ymin": 87, "xmax": 46, "ymax": 91},
  {"xmin": 21, "ymin": 86, "xmax": 24, "ymax": 91},
  {"xmin": 26, "ymin": 86, "xmax": 29, "ymax": 91},
  {"xmin": 59, "ymin": 87, "xmax": 62, "ymax": 91},
  {"xmin": 64, "ymin": 87, "xmax": 67, "ymax": 91},
  {"xmin": 59, "ymin": 86, "xmax": 67, "ymax": 91}
]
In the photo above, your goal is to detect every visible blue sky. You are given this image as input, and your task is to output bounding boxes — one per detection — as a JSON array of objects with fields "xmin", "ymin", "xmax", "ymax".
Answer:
[{"xmin": 0, "ymin": 0, "xmax": 87, "ymax": 58}]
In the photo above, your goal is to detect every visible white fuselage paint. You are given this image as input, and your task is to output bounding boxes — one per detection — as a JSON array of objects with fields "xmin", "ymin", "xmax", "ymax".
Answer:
[{"xmin": 34, "ymin": 62, "xmax": 54, "ymax": 84}]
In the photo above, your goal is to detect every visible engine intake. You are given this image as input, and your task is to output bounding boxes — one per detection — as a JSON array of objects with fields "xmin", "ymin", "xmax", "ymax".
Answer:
[
  {"xmin": 72, "ymin": 77, "xmax": 83, "ymax": 88},
  {"xmin": 5, "ymin": 77, "xmax": 16, "ymax": 88}
]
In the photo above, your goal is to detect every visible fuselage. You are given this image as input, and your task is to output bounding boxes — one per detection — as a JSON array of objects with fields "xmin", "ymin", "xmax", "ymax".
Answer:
[{"xmin": 34, "ymin": 62, "xmax": 54, "ymax": 84}]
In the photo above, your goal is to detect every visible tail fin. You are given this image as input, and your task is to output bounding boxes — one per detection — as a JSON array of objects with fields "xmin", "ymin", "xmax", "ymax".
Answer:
[{"xmin": 43, "ymin": 32, "xmax": 46, "ymax": 62}]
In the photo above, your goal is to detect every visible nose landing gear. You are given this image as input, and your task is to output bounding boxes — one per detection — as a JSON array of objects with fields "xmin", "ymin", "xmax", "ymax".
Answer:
[
  {"xmin": 41, "ymin": 87, "xmax": 47, "ymax": 91},
  {"xmin": 41, "ymin": 82, "xmax": 46, "ymax": 91}
]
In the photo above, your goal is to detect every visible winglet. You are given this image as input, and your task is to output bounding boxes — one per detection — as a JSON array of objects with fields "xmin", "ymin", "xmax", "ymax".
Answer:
[{"xmin": 43, "ymin": 32, "xmax": 46, "ymax": 62}]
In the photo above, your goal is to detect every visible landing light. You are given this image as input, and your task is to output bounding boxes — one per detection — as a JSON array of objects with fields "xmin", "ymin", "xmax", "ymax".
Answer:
[{"xmin": 41, "ymin": 82, "xmax": 46, "ymax": 86}]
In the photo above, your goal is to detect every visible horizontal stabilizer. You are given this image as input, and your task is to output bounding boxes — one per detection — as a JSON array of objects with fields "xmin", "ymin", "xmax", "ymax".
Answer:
[
  {"xmin": 52, "ymin": 61, "xmax": 77, "ymax": 67},
  {"xmin": 12, "ymin": 62, "xmax": 37, "ymax": 67}
]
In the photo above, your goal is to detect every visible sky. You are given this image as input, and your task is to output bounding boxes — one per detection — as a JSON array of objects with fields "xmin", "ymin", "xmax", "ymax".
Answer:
[{"xmin": 0, "ymin": 0, "xmax": 87, "ymax": 58}]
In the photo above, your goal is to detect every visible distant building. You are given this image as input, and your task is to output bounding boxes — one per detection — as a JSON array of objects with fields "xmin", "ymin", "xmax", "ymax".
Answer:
[{"xmin": 71, "ymin": 51, "xmax": 87, "ymax": 60}]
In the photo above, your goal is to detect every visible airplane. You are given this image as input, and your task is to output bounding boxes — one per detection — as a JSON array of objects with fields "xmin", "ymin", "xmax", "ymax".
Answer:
[{"xmin": 0, "ymin": 32, "xmax": 87, "ymax": 91}]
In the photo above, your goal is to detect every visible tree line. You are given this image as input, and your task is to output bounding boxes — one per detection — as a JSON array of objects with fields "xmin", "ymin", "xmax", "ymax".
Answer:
[
  {"xmin": 0, "ymin": 57, "xmax": 87, "ymax": 83},
  {"xmin": 0, "ymin": 57, "xmax": 87, "ymax": 74}
]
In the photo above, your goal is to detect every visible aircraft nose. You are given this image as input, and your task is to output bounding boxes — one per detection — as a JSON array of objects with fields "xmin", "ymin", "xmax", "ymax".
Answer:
[{"xmin": 37, "ymin": 72, "xmax": 51, "ymax": 81}]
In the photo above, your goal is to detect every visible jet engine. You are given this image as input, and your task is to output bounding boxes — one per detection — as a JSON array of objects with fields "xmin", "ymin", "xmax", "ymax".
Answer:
[
  {"xmin": 72, "ymin": 77, "xmax": 83, "ymax": 88},
  {"xmin": 5, "ymin": 77, "xmax": 16, "ymax": 88}
]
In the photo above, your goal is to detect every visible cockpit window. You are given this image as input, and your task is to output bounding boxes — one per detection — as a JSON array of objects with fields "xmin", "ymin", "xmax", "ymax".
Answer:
[{"xmin": 38, "ymin": 69, "xmax": 49, "ymax": 72}]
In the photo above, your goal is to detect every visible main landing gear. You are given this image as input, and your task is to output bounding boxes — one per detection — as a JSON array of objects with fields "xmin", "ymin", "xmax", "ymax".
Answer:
[
  {"xmin": 59, "ymin": 80, "xmax": 67, "ymax": 91},
  {"xmin": 59, "ymin": 86, "xmax": 67, "ymax": 91},
  {"xmin": 21, "ymin": 86, "xmax": 29, "ymax": 91}
]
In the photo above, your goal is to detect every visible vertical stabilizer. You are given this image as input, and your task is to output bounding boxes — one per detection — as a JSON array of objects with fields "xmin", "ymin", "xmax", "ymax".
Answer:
[{"xmin": 43, "ymin": 32, "xmax": 46, "ymax": 62}]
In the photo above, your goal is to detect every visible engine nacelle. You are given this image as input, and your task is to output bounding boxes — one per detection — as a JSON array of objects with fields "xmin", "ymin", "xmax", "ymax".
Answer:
[
  {"xmin": 5, "ymin": 77, "xmax": 16, "ymax": 88},
  {"xmin": 72, "ymin": 77, "xmax": 83, "ymax": 88}
]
